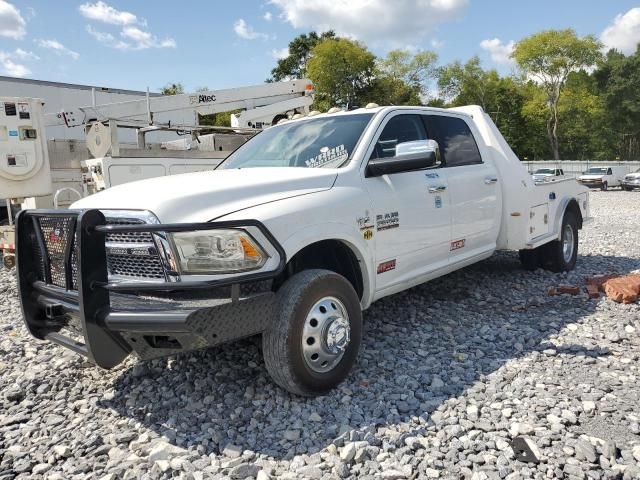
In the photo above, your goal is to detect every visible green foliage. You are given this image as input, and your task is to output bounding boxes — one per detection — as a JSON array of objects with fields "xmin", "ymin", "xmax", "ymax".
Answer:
[
  {"xmin": 198, "ymin": 111, "xmax": 241, "ymax": 127},
  {"xmin": 360, "ymin": 75, "xmax": 421, "ymax": 107},
  {"xmin": 177, "ymin": 28, "xmax": 640, "ymax": 162},
  {"xmin": 558, "ymin": 71, "xmax": 613, "ymax": 159},
  {"xmin": 513, "ymin": 29, "xmax": 603, "ymax": 159},
  {"xmin": 307, "ymin": 38, "xmax": 376, "ymax": 110},
  {"xmin": 269, "ymin": 31, "xmax": 336, "ymax": 81},
  {"xmin": 378, "ymin": 49, "xmax": 438, "ymax": 97},
  {"xmin": 594, "ymin": 47, "xmax": 640, "ymax": 159},
  {"xmin": 161, "ymin": 83, "xmax": 184, "ymax": 95},
  {"xmin": 438, "ymin": 57, "xmax": 489, "ymax": 106}
]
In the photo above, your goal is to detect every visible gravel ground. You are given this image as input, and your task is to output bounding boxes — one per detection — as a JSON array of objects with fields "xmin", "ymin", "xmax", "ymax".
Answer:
[{"xmin": 1, "ymin": 190, "xmax": 640, "ymax": 480}]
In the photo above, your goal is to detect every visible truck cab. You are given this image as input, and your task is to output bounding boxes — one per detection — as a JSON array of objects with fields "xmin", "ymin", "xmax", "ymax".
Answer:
[{"xmin": 15, "ymin": 105, "xmax": 590, "ymax": 396}]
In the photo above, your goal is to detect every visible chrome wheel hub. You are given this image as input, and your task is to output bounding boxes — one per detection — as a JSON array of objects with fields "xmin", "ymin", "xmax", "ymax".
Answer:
[
  {"xmin": 302, "ymin": 296, "xmax": 350, "ymax": 373},
  {"xmin": 562, "ymin": 224, "xmax": 575, "ymax": 262}
]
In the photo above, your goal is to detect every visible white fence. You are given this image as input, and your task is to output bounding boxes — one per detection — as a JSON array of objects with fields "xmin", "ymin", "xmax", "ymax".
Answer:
[{"xmin": 524, "ymin": 160, "xmax": 640, "ymax": 176}]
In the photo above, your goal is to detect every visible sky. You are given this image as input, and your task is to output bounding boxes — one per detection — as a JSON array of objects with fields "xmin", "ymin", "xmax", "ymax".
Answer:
[{"xmin": 1, "ymin": 0, "xmax": 639, "ymax": 94}]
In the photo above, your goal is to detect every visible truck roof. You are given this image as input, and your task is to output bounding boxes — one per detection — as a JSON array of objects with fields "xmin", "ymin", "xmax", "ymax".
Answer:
[{"xmin": 283, "ymin": 105, "xmax": 476, "ymax": 123}]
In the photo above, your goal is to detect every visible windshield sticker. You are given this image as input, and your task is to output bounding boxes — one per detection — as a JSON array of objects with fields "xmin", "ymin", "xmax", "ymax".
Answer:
[
  {"xmin": 377, "ymin": 259, "xmax": 396, "ymax": 274},
  {"xmin": 376, "ymin": 211, "xmax": 399, "ymax": 231},
  {"xmin": 305, "ymin": 144, "xmax": 348, "ymax": 168}
]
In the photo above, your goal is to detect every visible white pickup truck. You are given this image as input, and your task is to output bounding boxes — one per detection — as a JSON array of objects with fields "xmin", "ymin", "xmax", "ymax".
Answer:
[
  {"xmin": 532, "ymin": 167, "xmax": 565, "ymax": 183},
  {"xmin": 15, "ymin": 105, "xmax": 590, "ymax": 396}
]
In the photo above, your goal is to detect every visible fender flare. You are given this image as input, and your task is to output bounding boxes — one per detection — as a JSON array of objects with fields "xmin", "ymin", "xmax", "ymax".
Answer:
[
  {"xmin": 552, "ymin": 197, "xmax": 583, "ymax": 240},
  {"xmin": 281, "ymin": 222, "xmax": 376, "ymax": 308}
]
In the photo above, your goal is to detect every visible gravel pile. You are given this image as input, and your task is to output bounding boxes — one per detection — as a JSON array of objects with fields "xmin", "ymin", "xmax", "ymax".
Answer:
[{"xmin": 1, "ymin": 190, "xmax": 639, "ymax": 480}]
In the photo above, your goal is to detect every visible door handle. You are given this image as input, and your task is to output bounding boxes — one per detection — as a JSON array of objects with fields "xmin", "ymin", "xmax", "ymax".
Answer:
[
  {"xmin": 428, "ymin": 185, "xmax": 447, "ymax": 193},
  {"xmin": 484, "ymin": 177, "xmax": 498, "ymax": 185}
]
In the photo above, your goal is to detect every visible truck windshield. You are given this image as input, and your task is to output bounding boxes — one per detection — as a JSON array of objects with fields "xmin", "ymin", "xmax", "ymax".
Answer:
[
  {"xmin": 534, "ymin": 169, "xmax": 555, "ymax": 174},
  {"xmin": 586, "ymin": 167, "xmax": 608, "ymax": 174},
  {"xmin": 218, "ymin": 113, "xmax": 374, "ymax": 169}
]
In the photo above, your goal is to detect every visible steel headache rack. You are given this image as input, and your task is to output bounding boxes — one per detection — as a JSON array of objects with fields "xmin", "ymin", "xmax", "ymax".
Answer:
[{"xmin": 15, "ymin": 209, "xmax": 285, "ymax": 368}]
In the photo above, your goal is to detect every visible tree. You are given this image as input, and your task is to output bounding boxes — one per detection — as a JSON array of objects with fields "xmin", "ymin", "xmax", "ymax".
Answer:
[
  {"xmin": 306, "ymin": 38, "xmax": 376, "ymax": 110},
  {"xmin": 513, "ymin": 29, "xmax": 602, "ymax": 159},
  {"xmin": 360, "ymin": 75, "xmax": 422, "ymax": 106},
  {"xmin": 161, "ymin": 83, "xmax": 184, "ymax": 95},
  {"xmin": 438, "ymin": 56, "xmax": 494, "ymax": 109},
  {"xmin": 594, "ymin": 47, "xmax": 640, "ymax": 159},
  {"xmin": 557, "ymin": 71, "xmax": 613, "ymax": 160},
  {"xmin": 269, "ymin": 31, "xmax": 336, "ymax": 81},
  {"xmin": 438, "ymin": 58, "xmax": 536, "ymax": 158},
  {"xmin": 378, "ymin": 49, "xmax": 438, "ymax": 98}
]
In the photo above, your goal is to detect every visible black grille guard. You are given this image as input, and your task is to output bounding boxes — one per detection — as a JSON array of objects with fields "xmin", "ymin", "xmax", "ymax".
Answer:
[{"xmin": 15, "ymin": 209, "xmax": 285, "ymax": 368}]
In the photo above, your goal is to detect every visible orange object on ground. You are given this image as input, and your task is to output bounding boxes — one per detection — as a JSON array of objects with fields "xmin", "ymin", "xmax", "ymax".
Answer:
[
  {"xmin": 558, "ymin": 285, "xmax": 580, "ymax": 295},
  {"xmin": 585, "ymin": 275, "xmax": 617, "ymax": 291},
  {"xmin": 602, "ymin": 274, "xmax": 640, "ymax": 304}
]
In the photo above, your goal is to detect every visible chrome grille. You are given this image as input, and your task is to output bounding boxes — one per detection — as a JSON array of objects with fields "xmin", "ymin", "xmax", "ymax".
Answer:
[
  {"xmin": 104, "ymin": 218, "xmax": 154, "ymax": 243},
  {"xmin": 107, "ymin": 253, "xmax": 165, "ymax": 279},
  {"xmin": 28, "ymin": 212, "xmax": 166, "ymax": 292},
  {"xmin": 104, "ymin": 216, "xmax": 165, "ymax": 280}
]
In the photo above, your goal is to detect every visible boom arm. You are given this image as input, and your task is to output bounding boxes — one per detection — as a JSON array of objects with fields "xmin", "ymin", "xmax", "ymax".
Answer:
[{"xmin": 44, "ymin": 80, "xmax": 314, "ymax": 128}]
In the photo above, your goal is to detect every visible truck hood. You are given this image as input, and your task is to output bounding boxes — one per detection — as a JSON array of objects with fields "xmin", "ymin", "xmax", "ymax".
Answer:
[
  {"xmin": 579, "ymin": 174, "xmax": 605, "ymax": 180},
  {"xmin": 625, "ymin": 173, "xmax": 640, "ymax": 179},
  {"xmin": 72, "ymin": 167, "xmax": 338, "ymax": 223}
]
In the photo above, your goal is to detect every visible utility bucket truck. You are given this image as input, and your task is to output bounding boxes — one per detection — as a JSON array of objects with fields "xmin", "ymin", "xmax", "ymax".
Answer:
[
  {"xmin": 15, "ymin": 105, "xmax": 591, "ymax": 396},
  {"xmin": 42, "ymin": 79, "xmax": 314, "ymax": 192}
]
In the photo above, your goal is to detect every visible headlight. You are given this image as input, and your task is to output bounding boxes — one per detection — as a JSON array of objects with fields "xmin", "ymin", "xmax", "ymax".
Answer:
[{"xmin": 171, "ymin": 229, "xmax": 267, "ymax": 274}]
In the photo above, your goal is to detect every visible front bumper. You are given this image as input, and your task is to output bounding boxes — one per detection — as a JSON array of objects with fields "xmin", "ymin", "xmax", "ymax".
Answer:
[
  {"xmin": 578, "ymin": 179, "xmax": 604, "ymax": 188},
  {"xmin": 16, "ymin": 209, "xmax": 285, "ymax": 368},
  {"xmin": 622, "ymin": 180, "xmax": 640, "ymax": 189}
]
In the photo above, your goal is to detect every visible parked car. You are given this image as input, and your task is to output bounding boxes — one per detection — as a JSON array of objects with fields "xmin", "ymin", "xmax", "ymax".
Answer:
[
  {"xmin": 622, "ymin": 168, "xmax": 640, "ymax": 191},
  {"xmin": 15, "ymin": 105, "xmax": 590, "ymax": 396},
  {"xmin": 532, "ymin": 168, "xmax": 564, "ymax": 183},
  {"xmin": 578, "ymin": 166, "xmax": 627, "ymax": 190}
]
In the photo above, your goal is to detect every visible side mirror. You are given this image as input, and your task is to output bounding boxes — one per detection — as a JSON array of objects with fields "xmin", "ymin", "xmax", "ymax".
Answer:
[{"xmin": 366, "ymin": 140, "xmax": 440, "ymax": 178}]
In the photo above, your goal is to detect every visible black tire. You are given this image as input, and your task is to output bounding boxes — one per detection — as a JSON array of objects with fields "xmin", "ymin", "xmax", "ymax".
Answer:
[
  {"xmin": 540, "ymin": 211, "xmax": 579, "ymax": 272},
  {"xmin": 262, "ymin": 269, "xmax": 362, "ymax": 396},
  {"xmin": 601, "ymin": 182, "xmax": 608, "ymax": 191},
  {"xmin": 623, "ymin": 186, "xmax": 631, "ymax": 191},
  {"xmin": 518, "ymin": 248, "xmax": 541, "ymax": 271}
]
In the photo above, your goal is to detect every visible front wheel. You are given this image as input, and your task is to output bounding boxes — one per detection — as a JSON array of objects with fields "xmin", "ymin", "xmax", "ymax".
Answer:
[
  {"xmin": 540, "ymin": 211, "xmax": 579, "ymax": 272},
  {"xmin": 601, "ymin": 182, "xmax": 608, "ymax": 191},
  {"xmin": 262, "ymin": 269, "xmax": 362, "ymax": 396}
]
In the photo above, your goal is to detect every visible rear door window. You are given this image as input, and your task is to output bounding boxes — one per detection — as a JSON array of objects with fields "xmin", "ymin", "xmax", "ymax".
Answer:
[{"xmin": 423, "ymin": 115, "xmax": 482, "ymax": 167}]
